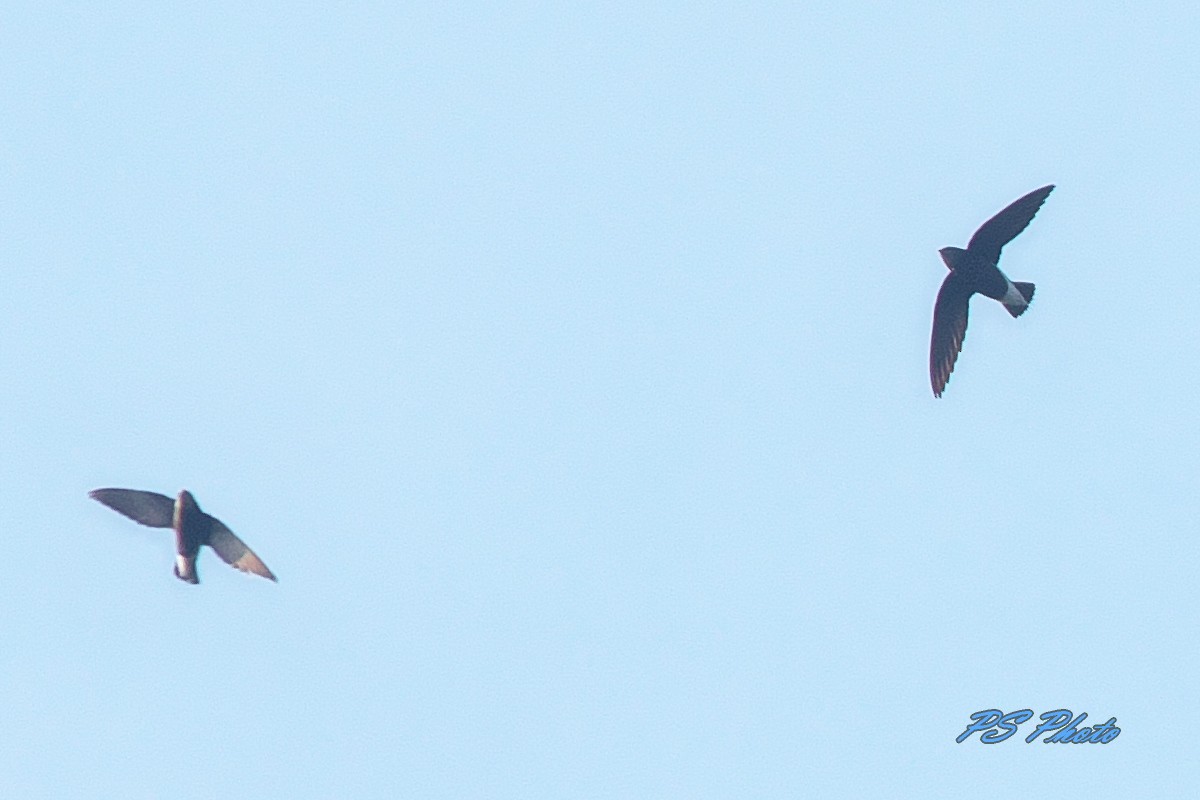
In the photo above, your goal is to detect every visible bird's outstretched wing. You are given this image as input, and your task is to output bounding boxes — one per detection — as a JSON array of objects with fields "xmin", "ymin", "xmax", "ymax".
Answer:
[
  {"xmin": 930, "ymin": 274, "xmax": 972, "ymax": 397},
  {"xmin": 89, "ymin": 488, "xmax": 175, "ymax": 528},
  {"xmin": 966, "ymin": 184, "xmax": 1055, "ymax": 264},
  {"xmin": 206, "ymin": 519, "xmax": 278, "ymax": 582}
]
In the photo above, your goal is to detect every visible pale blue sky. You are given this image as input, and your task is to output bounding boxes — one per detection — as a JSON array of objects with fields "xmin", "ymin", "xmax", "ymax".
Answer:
[{"xmin": 2, "ymin": 2, "xmax": 1196, "ymax": 797}]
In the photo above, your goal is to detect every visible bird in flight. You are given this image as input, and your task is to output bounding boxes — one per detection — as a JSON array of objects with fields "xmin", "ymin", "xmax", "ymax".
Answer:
[
  {"xmin": 89, "ymin": 488, "xmax": 277, "ymax": 584},
  {"xmin": 929, "ymin": 184, "xmax": 1054, "ymax": 397}
]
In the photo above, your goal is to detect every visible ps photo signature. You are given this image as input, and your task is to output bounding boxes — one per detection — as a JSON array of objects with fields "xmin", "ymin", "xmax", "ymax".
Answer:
[{"xmin": 957, "ymin": 709, "xmax": 1120, "ymax": 744}]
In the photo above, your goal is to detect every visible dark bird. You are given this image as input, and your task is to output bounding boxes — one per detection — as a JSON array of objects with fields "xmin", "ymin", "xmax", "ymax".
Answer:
[
  {"xmin": 930, "ymin": 184, "xmax": 1054, "ymax": 397},
  {"xmin": 89, "ymin": 488, "xmax": 277, "ymax": 584}
]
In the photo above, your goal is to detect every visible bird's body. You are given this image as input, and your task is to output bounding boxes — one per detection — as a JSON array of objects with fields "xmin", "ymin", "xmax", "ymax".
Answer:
[
  {"xmin": 171, "ymin": 489, "xmax": 206, "ymax": 583},
  {"xmin": 89, "ymin": 488, "xmax": 276, "ymax": 584},
  {"xmin": 937, "ymin": 247, "xmax": 1031, "ymax": 314},
  {"xmin": 929, "ymin": 184, "xmax": 1054, "ymax": 397}
]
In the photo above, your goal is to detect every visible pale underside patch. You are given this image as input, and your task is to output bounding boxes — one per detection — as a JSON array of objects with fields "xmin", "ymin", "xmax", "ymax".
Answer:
[{"xmin": 1001, "ymin": 279, "xmax": 1028, "ymax": 310}]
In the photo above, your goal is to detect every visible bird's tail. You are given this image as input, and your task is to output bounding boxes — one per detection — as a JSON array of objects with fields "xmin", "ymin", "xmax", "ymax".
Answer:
[
  {"xmin": 1003, "ymin": 282, "xmax": 1035, "ymax": 318},
  {"xmin": 174, "ymin": 555, "xmax": 199, "ymax": 584}
]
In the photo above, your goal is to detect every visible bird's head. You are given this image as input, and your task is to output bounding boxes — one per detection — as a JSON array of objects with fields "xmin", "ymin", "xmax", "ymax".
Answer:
[{"xmin": 938, "ymin": 246, "xmax": 967, "ymax": 271}]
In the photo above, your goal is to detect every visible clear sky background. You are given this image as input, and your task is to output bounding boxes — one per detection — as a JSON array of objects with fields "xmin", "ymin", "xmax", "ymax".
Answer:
[{"xmin": 1, "ymin": 2, "xmax": 1195, "ymax": 797}]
